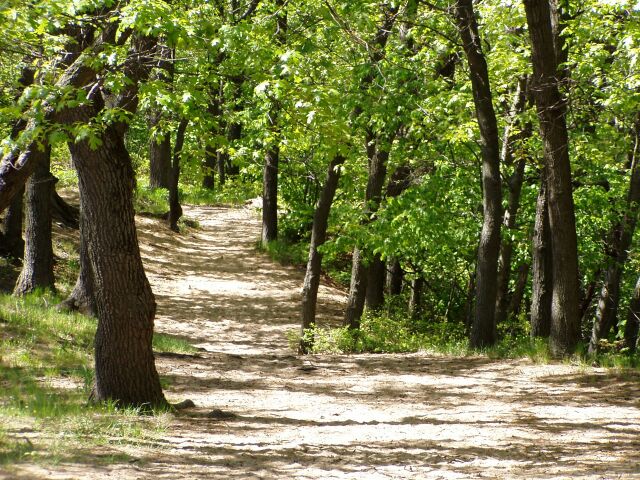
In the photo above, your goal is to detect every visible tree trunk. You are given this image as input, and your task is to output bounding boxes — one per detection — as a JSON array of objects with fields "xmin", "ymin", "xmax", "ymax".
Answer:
[
  {"xmin": 508, "ymin": 263, "xmax": 530, "ymax": 319},
  {"xmin": 409, "ymin": 277, "xmax": 424, "ymax": 320},
  {"xmin": 148, "ymin": 44, "xmax": 174, "ymax": 189},
  {"xmin": 495, "ymin": 78, "xmax": 529, "ymax": 326},
  {"xmin": 344, "ymin": 135, "xmax": 390, "ymax": 328},
  {"xmin": 148, "ymin": 111, "xmax": 172, "ymax": 189},
  {"xmin": 588, "ymin": 114, "xmax": 640, "ymax": 354},
  {"xmin": 203, "ymin": 147, "xmax": 216, "ymax": 190},
  {"xmin": 1, "ymin": 186, "xmax": 24, "ymax": 259},
  {"xmin": 70, "ymin": 125, "xmax": 166, "ymax": 408},
  {"xmin": 262, "ymin": 142, "xmax": 279, "ymax": 245},
  {"xmin": 530, "ymin": 173, "xmax": 553, "ymax": 337},
  {"xmin": 57, "ymin": 206, "xmax": 97, "ymax": 316},
  {"xmin": 300, "ymin": 155, "xmax": 345, "ymax": 353},
  {"xmin": 14, "ymin": 144, "xmax": 55, "ymax": 295},
  {"xmin": 51, "ymin": 188, "xmax": 79, "ymax": 229},
  {"xmin": 387, "ymin": 259, "xmax": 404, "ymax": 295},
  {"xmin": 365, "ymin": 254, "xmax": 386, "ymax": 311},
  {"xmin": 344, "ymin": 247, "xmax": 368, "ymax": 330},
  {"xmin": 524, "ymin": 0, "xmax": 581, "ymax": 356},
  {"xmin": 168, "ymin": 118, "xmax": 188, "ymax": 232},
  {"xmin": 261, "ymin": 0, "xmax": 286, "ymax": 246},
  {"xmin": 455, "ymin": 0, "xmax": 503, "ymax": 348},
  {"xmin": 623, "ymin": 275, "xmax": 640, "ymax": 352}
]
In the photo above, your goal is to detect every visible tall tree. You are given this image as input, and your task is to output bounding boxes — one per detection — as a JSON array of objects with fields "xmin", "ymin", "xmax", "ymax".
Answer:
[
  {"xmin": 300, "ymin": 155, "xmax": 345, "ymax": 353},
  {"xmin": 588, "ymin": 113, "xmax": 640, "ymax": 353},
  {"xmin": 494, "ymin": 77, "xmax": 529, "ymax": 327},
  {"xmin": 454, "ymin": 0, "xmax": 502, "ymax": 348},
  {"xmin": 343, "ymin": 2, "xmax": 400, "ymax": 329},
  {"xmin": 261, "ymin": 0, "xmax": 287, "ymax": 246},
  {"xmin": 530, "ymin": 173, "xmax": 552, "ymax": 337},
  {"xmin": 14, "ymin": 143, "xmax": 55, "ymax": 294},
  {"xmin": 524, "ymin": 0, "xmax": 581, "ymax": 356}
]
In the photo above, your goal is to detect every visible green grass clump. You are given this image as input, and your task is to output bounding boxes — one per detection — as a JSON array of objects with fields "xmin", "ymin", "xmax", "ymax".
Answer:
[
  {"xmin": 258, "ymin": 238, "xmax": 308, "ymax": 267},
  {"xmin": 152, "ymin": 333, "xmax": 197, "ymax": 354},
  {"xmin": 134, "ymin": 183, "xmax": 170, "ymax": 216},
  {"xmin": 0, "ymin": 292, "xmax": 191, "ymax": 469}
]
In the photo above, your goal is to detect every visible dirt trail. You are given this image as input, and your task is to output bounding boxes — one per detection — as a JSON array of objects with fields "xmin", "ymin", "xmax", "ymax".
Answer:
[{"xmin": 16, "ymin": 206, "xmax": 640, "ymax": 478}]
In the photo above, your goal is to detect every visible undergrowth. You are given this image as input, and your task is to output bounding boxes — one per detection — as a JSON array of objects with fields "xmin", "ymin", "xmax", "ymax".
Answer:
[
  {"xmin": 290, "ymin": 305, "xmax": 639, "ymax": 369},
  {"xmin": 0, "ymin": 292, "xmax": 193, "ymax": 469}
]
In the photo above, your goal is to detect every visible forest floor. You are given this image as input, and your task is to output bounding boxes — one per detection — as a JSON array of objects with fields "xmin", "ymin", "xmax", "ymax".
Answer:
[{"xmin": 6, "ymin": 204, "xmax": 640, "ymax": 479}]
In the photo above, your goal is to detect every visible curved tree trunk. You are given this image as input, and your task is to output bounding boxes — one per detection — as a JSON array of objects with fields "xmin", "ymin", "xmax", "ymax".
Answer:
[
  {"xmin": 14, "ymin": 144, "xmax": 55, "ymax": 295},
  {"xmin": 1, "ymin": 186, "xmax": 24, "ymax": 259},
  {"xmin": 524, "ymin": 0, "xmax": 581, "ymax": 356},
  {"xmin": 530, "ymin": 174, "xmax": 553, "ymax": 337},
  {"xmin": 455, "ymin": 0, "xmax": 503, "ymax": 348},
  {"xmin": 300, "ymin": 155, "xmax": 345, "ymax": 353},
  {"xmin": 70, "ymin": 126, "xmax": 166, "ymax": 408}
]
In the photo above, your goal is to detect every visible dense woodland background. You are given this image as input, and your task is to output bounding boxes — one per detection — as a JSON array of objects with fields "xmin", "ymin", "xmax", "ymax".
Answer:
[{"xmin": 0, "ymin": 0, "xmax": 639, "ymax": 409}]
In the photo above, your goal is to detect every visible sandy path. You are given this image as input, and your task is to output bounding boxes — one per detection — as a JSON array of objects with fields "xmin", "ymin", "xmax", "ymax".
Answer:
[{"xmin": 11, "ymin": 205, "xmax": 640, "ymax": 479}]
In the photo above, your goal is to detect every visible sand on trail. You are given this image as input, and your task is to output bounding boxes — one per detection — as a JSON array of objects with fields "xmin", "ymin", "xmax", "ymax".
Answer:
[{"xmin": 11, "ymin": 205, "xmax": 640, "ymax": 479}]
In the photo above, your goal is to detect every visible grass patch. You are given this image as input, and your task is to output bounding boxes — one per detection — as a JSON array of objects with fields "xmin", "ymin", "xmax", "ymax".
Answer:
[
  {"xmin": 258, "ymin": 238, "xmax": 308, "ymax": 267},
  {"xmin": 134, "ymin": 183, "xmax": 169, "ymax": 217},
  {"xmin": 153, "ymin": 333, "xmax": 197, "ymax": 354},
  {"xmin": 0, "ymin": 292, "xmax": 190, "ymax": 470}
]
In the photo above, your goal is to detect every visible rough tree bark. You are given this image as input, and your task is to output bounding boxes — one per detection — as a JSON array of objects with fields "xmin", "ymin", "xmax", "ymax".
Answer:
[
  {"xmin": 66, "ymin": 33, "xmax": 166, "ymax": 408},
  {"xmin": 455, "ymin": 0, "xmax": 503, "ymax": 348},
  {"xmin": 168, "ymin": 118, "xmax": 188, "ymax": 232},
  {"xmin": 70, "ymin": 123, "xmax": 166, "ymax": 407},
  {"xmin": 530, "ymin": 174, "xmax": 553, "ymax": 338},
  {"xmin": 14, "ymin": 144, "xmax": 56, "ymax": 295},
  {"xmin": 299, "ymin": 155, "xmax": 345, "ymax": 353},
  {"xmin": 588, "ymin": 113, "xmax": 640, "ymax": 354},
  {"xmin": 524, "ymin": 0, "xmax": 581, "ymax": 356}
]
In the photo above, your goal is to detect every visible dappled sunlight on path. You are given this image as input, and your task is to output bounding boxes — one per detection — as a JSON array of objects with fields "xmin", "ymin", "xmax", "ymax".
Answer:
[{"xmin": 11, "ymin": 205, "xmax": 640, "ymax": 479}]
